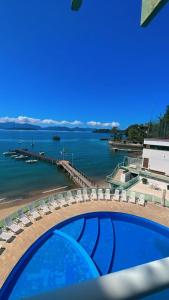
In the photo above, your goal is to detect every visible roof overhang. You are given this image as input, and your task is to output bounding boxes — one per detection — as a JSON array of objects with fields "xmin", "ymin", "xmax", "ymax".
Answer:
[
  {"xmin": 141, "ymin": 0, "xmax": 168, "ymax": 26},
  {"xmin": 71, "ymin": 0, "xmax": 168, "ymax": 26}
]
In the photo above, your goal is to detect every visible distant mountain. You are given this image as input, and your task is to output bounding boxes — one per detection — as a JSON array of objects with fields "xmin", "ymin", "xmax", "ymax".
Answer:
[
  {"xmin": 0, "ymin": 122, "xmax": 41, "ymax": 130},
  {"xmin": 0, "ymin": 122, "xmax": 93, "ymax": 132},
  {"xmin": 44, "ymin": 126, "xmax": 92, "ymax": 132}
]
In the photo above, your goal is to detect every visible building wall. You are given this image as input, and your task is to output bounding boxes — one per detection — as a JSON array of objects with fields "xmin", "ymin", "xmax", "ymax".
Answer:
[{"xmin": 142, "ymin": 148, "xmax": 169, "ymax": 175}]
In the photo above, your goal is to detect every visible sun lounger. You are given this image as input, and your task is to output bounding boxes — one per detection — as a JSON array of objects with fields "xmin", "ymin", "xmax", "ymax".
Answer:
[
  {"xmin": 49, "ymin": 196, "xmax": 60, "ymax": 210},
  {"xmin": 138, "ymin": 194, "xmax": 145, "ymax": 206},
  {"xmin": 90, "ymin": 188, "xmax": 97, "ymax": 201},
  {"xmin": 66, "ymin": 191, "xmax": 76, "ymax": 204},
  {"xmin": 82, "ymin": 188, "xmax": 90, "ymax": 201},
  {"xmin": 40, "ymin": 200, "xmax": 51, "ymax": 215},
  {"xmin": 114, "ymin": 189, "xmax": 120, "ymax": 201},
  {"xmin": 105, "ymin": 188, "xmax": 111, "ymax": 200},
  {"xmin": 129, "ymin": 191, "xmax": 136, "ymax": 204},
  {"xmin": 5, "ymin": 217, "xmax": 23, "ymax": 234},
  {"xmin": 121, "ymin": 190, "xmax": 128, "ymax": 202},
  {"xmin": 0, "ymin": 228, "xmax": 15, "ymax": 243},
  {"xmin": 18, "ymin": 209, "xmax": 32, "ymax": 227},
  {"xmin": 75, "ymin": 190, "xmax": 83, "ymax": 202},
  {"xmin": 58, "ymin": 194, "xmax": 68, "ymax": 207},
  {"xmin": 29, "ymin": 205, "xmax": 41, "ymax": 221},
  {"xmin": 98, "ymin": 188, "xmax": 104, "ymax": 200}
]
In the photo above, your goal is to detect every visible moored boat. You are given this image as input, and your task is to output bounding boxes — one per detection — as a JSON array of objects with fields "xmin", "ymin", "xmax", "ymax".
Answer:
[
  {"xmin": 25, "ymin": 159, "xmax": 38, "ymax": 164},
  {"xmin": 3, "ymin": 151, "xmax": 16, "ymax": 156}
]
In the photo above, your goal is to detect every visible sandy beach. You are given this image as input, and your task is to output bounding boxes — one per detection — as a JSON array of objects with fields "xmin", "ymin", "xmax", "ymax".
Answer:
[
  {"xmin": 0, "ymin": 178, "xmax": 108, "ymax": 220},
  {"xmin": 0, "ymin": 185, "xmax": 71, "ymax": 220}
]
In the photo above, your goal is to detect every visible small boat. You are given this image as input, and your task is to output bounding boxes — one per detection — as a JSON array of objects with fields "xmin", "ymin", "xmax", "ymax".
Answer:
[
  {"xmin": 11, "ymin": 154, "xmax": 19, "ymax": 158},
  {"xmin": 39, "ymin": 152, "xmax": 45, "ymax": 156},
  {"xmin": 3, "ymin": 151, "xmax": 16, "ymax": 156},
  {"xmin": 26, "ymin": 159, "xmax": 38, "ymax": 164},
  {"xmin": 15, "ymin": 155, "xmax": 26, "ymax": 160}
]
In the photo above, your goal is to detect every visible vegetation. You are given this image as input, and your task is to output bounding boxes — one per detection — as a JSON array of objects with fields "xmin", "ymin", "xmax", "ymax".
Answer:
[
  {"xmin": 107, "ymin": 105, "xmax": 169, "ymax": 144},
  {"xmin": 147, "ymin": 105, "xmax": 169, "ymax": 138},
  {"xmin": 53, "ymin": 135, "xmax": 61, "ymax": 141},
  {"xmin": 126, "ymin": 124, "xmax": 148, "ymax": 144}
]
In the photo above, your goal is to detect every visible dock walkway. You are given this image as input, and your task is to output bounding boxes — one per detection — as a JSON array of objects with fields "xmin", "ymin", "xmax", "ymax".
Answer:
[{"xmin": 15, "ymin": 149, "xmax": 95, "ymax": 188}]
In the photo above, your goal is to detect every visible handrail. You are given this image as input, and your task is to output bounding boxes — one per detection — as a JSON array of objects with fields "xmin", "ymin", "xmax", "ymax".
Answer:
[
  {"xmin": 106, "ymin": 162, "xmax": 124, "ymax": 181},
  {"xmin": 119, "ymin": 175, "xmax": 140, "ymax": 190},
  {"xmin": 26, "ymin": 257, "xmax": 169, "ymax": 300},
  {"xmin": 140, "ymin": 170, "xmax": 169, "ymax": 184}
]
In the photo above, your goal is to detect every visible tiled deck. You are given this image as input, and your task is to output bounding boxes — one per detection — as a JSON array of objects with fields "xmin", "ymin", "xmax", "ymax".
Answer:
[
  {"xmin": 0, "ymin": 200, "xmax": 169, "ymax": 287},
  {"xmin": 130, "ymin": 182, "xmax": 169, "ymax": 200}
]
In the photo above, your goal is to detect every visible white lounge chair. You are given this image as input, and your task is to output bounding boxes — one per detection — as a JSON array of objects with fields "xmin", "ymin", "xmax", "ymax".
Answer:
[
  {"xmin": 138, "ymin": 194, "xmax": 145, "ymax": 206},
  {"xmin": 58, "ymin": 194, "xmax": 68, "ymax": 207},
  {"xmin": 0, "ymin": 228, "xmax": 15, "ymax": 243},
  {"xmin": 114, "ymin": 189, "xmax": 120, "ymax": 201},
  {"xmin": 49, "ymin": 196, "xmax": 60, "ymax": 210},
  {"xmin": 121, "ymin": 190, "xmax": 128, "ymax": 202},
  {"xmin": 18, "ymin": 209, "xmax": 32, "ymax": 227},
  {"xmin": 82, "ymin": 188, "xmax": 90, "ymax": 201},
  {"xmin": 129, "ymin": 191, "xmax": 136, "ymax": 204},
  {"xmin": 5, "ymin": 217, "xmax": 23, "ymax": 234},
  {"xmin": 90, "ymin": 188, "xmax": 97, "ymax": 201},
  {"xmin": 105, "ymin": 188, "xmax": 111, "ymax": 201},
  {"xmin": 66, "ymin": 191, "xmax": 76, "ymax": 204},
  {"xmin": 75, "ymin": 190, "xmax": 83, "ymax": 202},
  {"xmin": 98, "ymin": 188, "xmax": 104, "ymax": 200},
  {"xmin": 29, "ymin": 205, "xmax": 41, "ymax": 221},
  {"xmin": 40, "ymin": 200, "xmax": 51, "ymax": 215}
]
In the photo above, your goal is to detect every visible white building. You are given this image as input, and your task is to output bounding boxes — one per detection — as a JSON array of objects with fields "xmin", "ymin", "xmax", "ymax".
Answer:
[{"xmin": 142, "ymin": 139, "xmax": 169, "ymax": 176}]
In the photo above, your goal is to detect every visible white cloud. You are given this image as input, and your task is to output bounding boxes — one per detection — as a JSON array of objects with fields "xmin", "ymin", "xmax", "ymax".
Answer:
[
  {"xmin": 87, "ymin": 121, "xmax": 120, "ymax": 128},
  {"xmin": 0, "ymin": 116, "xmax": 120, "ymax": 128}
]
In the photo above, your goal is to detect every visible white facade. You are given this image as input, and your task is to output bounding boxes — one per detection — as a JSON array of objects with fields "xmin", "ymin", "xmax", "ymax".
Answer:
[{"xmin": 142, "ymin": 139, "xmax": 169, "ymax": 176}]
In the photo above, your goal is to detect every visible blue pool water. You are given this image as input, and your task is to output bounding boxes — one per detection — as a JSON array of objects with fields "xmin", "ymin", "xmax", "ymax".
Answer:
[{"xmin": 1, "ymin": 212, "xmax": 169, "ymax": 299}]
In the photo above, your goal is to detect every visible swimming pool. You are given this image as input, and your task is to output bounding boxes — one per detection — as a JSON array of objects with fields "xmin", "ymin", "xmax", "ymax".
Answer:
[{"xmin": 1, "ymin": 212, "xmax": 169, "ymax": 299}]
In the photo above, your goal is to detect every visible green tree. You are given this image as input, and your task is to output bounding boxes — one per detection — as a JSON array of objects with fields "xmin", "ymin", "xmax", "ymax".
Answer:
[{"xmin": 126, "ymin": 124, "xmax": 147, "ymax": 143}]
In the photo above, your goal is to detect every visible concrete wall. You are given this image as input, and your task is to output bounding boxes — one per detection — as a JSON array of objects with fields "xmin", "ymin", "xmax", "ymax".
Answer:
[{"xmin": 142, "ymin": 148, "xmax": 169, "ymax": 175}]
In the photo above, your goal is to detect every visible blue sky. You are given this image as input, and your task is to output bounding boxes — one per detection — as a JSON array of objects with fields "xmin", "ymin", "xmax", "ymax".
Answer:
[{"xmin": 0, "ymin": 0, "xmax": 169, "ymax": 128}]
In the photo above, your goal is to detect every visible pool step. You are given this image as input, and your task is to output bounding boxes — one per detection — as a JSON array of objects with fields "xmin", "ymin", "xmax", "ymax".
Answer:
[
  {"xmin": 60, "ymin": 217, "xmax": 116, "ymax": 275},
  {"xmin": 78, "ymin": 218, "xmax": 99, "ymax": 256},
  {"xmin": 92, "ymin": 218, "xmax": 115, "ymax": 275},
  {"xmin": 60, "ymin": 218, "xmax": 85, "ymax": 241}
]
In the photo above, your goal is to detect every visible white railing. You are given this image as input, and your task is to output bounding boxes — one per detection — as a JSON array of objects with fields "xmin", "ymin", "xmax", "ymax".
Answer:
[{"xmin": 27, "ymin": 257, "xmax": 169, "ymax": 300}]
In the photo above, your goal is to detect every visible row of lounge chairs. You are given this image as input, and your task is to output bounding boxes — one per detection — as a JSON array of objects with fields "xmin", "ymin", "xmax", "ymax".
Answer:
[
  {"xmin": 113, "ymin": 189, "xmax": 145, "ymax": 206},
  {"xmin": 0, "ymin": 188, "xmax": 145, "ymax": 245}
]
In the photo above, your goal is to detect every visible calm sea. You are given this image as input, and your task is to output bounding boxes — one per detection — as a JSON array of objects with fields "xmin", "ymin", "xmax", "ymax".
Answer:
[{"xmin": 0, "ymin": 130, "xmax": 126, "ymax": 201}]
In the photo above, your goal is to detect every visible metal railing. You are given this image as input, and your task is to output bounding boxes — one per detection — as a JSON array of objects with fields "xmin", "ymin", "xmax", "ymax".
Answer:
[
  {"xmin": 119, "ymin": 175, "xmax": 140, "ymax": 190},
  {"xmin": 106, "ymin": 162, "xmax": 124, "ymax": 183},
  {"xmin": 140, "ymin": 170, "xmax": 169, "ymax": 184},
  {"xmin": 126, "ymin": 190, "xmax": 165, "ymax": 205}
]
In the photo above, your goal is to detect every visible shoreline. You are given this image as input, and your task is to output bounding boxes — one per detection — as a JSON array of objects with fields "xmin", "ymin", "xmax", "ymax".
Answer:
[
  {"xmin": 0, "ymin": 186, "xmax": 72, "ymax": 220},
  {"xmin": 0, "ymin": 179, "xmax": 108, "ymax": 220}
]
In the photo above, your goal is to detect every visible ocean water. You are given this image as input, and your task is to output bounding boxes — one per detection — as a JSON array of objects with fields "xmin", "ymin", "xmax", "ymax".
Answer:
[{"xmin": 0, "ymin": 130, "xmax": 126, "ymax": 200}]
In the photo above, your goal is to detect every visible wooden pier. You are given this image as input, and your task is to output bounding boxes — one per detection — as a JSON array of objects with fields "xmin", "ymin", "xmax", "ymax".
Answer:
[{"xmin": 15, "ymin": 149, "xmax": 95, "ymax": 188}]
